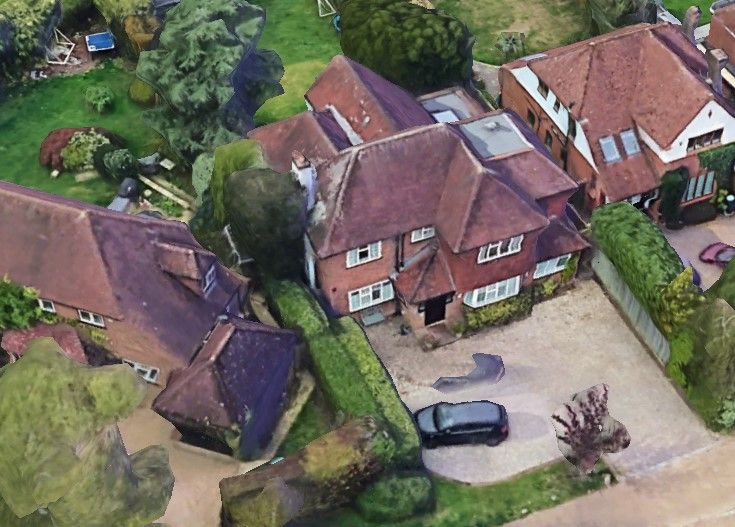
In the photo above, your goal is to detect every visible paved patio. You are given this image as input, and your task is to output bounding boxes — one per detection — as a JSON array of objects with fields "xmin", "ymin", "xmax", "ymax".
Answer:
[
  {"xmin": 366, "ymin": 280, "xmax": 717, "ymax": 485},
  {"xmin": 663, "ymin": 215, "xmax": 735, "ymax": 290}
]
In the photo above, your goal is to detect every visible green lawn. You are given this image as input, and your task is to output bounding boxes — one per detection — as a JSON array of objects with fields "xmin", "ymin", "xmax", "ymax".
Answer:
[
  {"xmin": 436, "ymin": 0, "xmax": 591, "ymax": 65},
  {"xmin": 312, "ymin": 462, "xmax": 612, "ymax": 527},
  {"xmin": 665, "ymin": 0, "xmax": 714, "ymax": 24},
  {"xmin": 0, "ymin": 60, "xmax": 158, "ymax": 205},
  {"xmin": 255, "ymin": 0, "xmax": 342, "ymax": 125},
  {"xmin": 277, "ymin": 390, "xmax": 335, "ymax": 457}
]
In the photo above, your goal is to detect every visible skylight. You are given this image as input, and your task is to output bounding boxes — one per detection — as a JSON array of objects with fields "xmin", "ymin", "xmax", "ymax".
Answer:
[
  {"xmin": 620, "ymin": 129, "xmax": 640, "ymax": 156},
  {"xmin": 599, "ymin": 136, "xmax": 621, "ymax": 163}
]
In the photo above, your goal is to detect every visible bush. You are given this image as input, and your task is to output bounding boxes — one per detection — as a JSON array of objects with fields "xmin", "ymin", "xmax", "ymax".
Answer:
[
  {"xmin": 0, "ymin": 0, "xmax": 59, "ymax": 77},
  {"xmin": 533, "ymin": 279, "xmax": 559, "ymax": 300},
  {"xmin": 716, "ymin": 399, "xmax": 735, "ymax": 430},
  {"xmin": 128, "ymin": 77, "xmax": 157, "ymax": 106},
  {"xmin": 0, "ymin": 276, "xmax": 57, "ymax": 330},
  {"xmin": 211, "ymin": 139, "xmax": 265, "ymax": 226},
  {"xmin": 657, "ymin": 268, "xmax": 706, "ymax": 338},
  {"xmin": 355, "ymin": 474, "xmax": 435, "ymax": 522},
  {"xmin": 590, "ymin": 202, "xmax": 683, "ymax": 331},
  {"xmin": 40, "ymin": 127, "xmax": 124, "ymax": 172},
  {"xmin": 192, "ymin": 153, "xmax": 215, "ymax": 205},
  {"xmin": 60, "ymin": 129, "xmax": 111, "ymax": 171},
  {"xmin": 464, "ymin": 290, "xmax": 534, "ymax": 331},
  {"xmin": 84, "ymin": 85, "xmax": 114, "ymax": 113},
  {"xmin": 698, "ymin": 143, "xmax": 735, "ymax": 192},
  {"xmin": 561, "ymin": 253, "xmax": 580, "ymax": 283},
  {"xmin": 665, "ymin": 327, "xmax": 695, "ymax": 388},
  {"xmin": 93, "ymin": 0, "xmax": 148, "ymax": 23},
  {"xmin": 659, "ymin": 168, "xmax": 688, "ymax": 224},
  {"xmin": 708, "ymin": 258, "xmax": 735, "ymax": 310},
  {"xmin": 99, "ymin": 148, "xmax": 136, "ymax": 183}
]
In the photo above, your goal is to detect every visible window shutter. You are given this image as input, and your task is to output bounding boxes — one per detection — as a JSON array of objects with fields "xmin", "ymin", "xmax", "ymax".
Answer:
[
  {"xmin": 704, "ymin": 172, "xmax": 715, "ymax": 195},
  {"xmin": 695, "ymin": 175, "xmax": 706, "ymax": 198}
]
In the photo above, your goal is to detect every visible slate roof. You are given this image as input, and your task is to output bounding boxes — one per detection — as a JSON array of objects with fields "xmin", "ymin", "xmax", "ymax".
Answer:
[
  {"xmin": 1, "ymin": 324, "xmax": 87, "ymax": 364},
  {"xmin": 0, "ymin": 181, "xmax": 243, "ymax": 366},
  {"xmin": 152, "ymin": 317, "xmax": 299, "ymax": 430}
]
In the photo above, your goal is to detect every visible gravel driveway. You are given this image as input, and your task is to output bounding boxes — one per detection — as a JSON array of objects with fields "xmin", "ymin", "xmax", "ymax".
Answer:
[{"xmin": 367, "ymin": 280, "xmax": 716, "ymax": 484}]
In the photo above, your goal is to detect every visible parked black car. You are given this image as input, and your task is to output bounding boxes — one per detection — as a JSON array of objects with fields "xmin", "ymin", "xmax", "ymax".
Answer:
[{"xmin": 413, "ymin": 401, "xmax": 509, "ymax": 448}]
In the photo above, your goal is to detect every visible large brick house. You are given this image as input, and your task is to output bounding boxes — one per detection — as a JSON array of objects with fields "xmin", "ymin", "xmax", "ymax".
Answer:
[
  {"xmin": 249, "ymin": 56, "xmax": 587, "ymax": 330},
  {"xmin": 499, "ymin": 22, "xmax": 735, "ymax": 216}
]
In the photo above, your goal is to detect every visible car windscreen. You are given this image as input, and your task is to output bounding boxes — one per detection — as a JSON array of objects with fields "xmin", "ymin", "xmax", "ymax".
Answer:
[
  {"xmin": 718, "ymin": 247, "xmax": 735, "ymax": 263},
  {"xmin": 435, "ymin": 402, "xmax": 501, "ymax": 431}
]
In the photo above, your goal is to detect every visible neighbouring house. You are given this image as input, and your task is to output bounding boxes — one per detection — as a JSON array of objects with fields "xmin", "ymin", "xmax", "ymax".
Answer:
[
  {"xmin": 499, "ymin": 22, "xmax": 735, "ymax": 218},
  {"xmin": 0, "ymin": 180, "xmax": 249, "ymax": 385},
  {"xmin": 249, "ymin": 56, "xmax": 587, "ymax": 331},
  {"xmin": 707, "ymin": 2, "xmax": 735, "ymax": 85},
  {"xmin": 153, "ymin": 316, "xmax": 299, "ymax": 460},
  {"xmin": 1, "ymin": 323, "xmax": 87, "ymax": 364}
]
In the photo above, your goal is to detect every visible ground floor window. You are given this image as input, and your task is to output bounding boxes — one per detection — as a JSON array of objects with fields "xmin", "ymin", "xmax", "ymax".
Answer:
[
  {"xmin": 534, "ymin": 254, "xmax": 571, "ymax": 279},
  {"xmin": 348, "ymin": 280, "xmax": 394, "ymax": 312},
  {"xmin": 682, "ymin": 171, "xmax": 716, "ymax": 202},
  {"xmin": 123, "ymin": 359, "xmax": 160, "ymax": 384},
  {"xmin": 78, "ymin": 309, "xmax": 105, "ymax": 327},
  {"xmin": 463, "ymin": 275, "xmax": 521, "ymax": 308},
  {"xmin": 38, "ymin": 298, "xmax": 56, "ymax": 313}
]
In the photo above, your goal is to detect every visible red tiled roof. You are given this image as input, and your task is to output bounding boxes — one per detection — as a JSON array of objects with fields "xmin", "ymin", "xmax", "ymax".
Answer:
[
  {"xmin": 1, "ymin": 323, "xmax": 87, "ymax": 364},
  {"xmin": 536, "ymin": 217, "xmax": 590, "ymax": 261},
  {"xmin": 305, "ymin": 55, "xmax": 435, "ymax": 143},
  {"xmin": 393, "ymin": 244, "xmax": 456, "ymax": 304}
]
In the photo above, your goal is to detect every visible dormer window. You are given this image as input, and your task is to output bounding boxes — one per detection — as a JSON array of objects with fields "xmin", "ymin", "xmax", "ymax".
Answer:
[
  {"xmin": 202, "ymin": 264, "xmax": 217, "ymax": 295},
  {"xmin": 346, "ymin": 242, "xmax": 381, "ymax": 268},
  {"xmin": 553, "ymin": 98, "xmax": 561, "ymax": 112},
  {"xmin": 537, "ymin": 80, "xmax": 549, "ymax": 99},
  {"xmin": 477, "ymin": 235, "xmax": 524, "ymax": 264},
  {"xmin": 38, "ymin": 299, "xmax": 56, "ymax": 313},
  {"xmin": 599, "ymin": 136, "xmax": 621, "ymax": 163},
  {"xmin": 410, "ymin": 226, "xmax": 435, "ymax": 243},
  {"xmin": 620, "ymin": 129, "xmax": 640, "ymax": 156}
]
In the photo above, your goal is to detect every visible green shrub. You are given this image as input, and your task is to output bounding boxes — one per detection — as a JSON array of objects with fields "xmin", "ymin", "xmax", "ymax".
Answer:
[
  {"xmin": 192, "ymin": 153, "xmax": 215, "ymax": 206},
  {"xmin": 698, "ymin": 143, "xmax": 735, "ymax": 192},
  {"xmin": 147, "ymin": 192, "xmax": 184, "ymax": 217},
  {"xmin": 0, "ymin": 276, "xmax": 57, "ymax": 330},
  {"xmin": 265, "ymin": 280, "xmax": 329, "ymax": 339},
  {"xmin": 716, "ymin": 399, "xmax": 735, "ymax": 430},
  {"xmin": 707, "ymin": 258, "xmax": 735, "ymax": 310},
  {"xmin": 590, "ymin": 202, "xmax": 683, "ymax": 331},
  {"xmin": 659, "ymin": 168, "xmax": 688, "ymax": 224},
  {"xmin": 657, "ymin": 268, "xmax": 706, "ymax": 338},
  {"xmin": 128, "ymin": 77, "xmax": 157, "ymax": 107},
  {"xmin": 355, "ymin": 474, "xmax": 435, "ymax": 522},
  {"xmin": 0, "ymin": 0, "xmax": 57, "ymax": 76},
  {"xmin": 534, "ymin": 279, "xmax": 559, "ymax": 300},
  {"xmin": 93, "ymin": 0, "xmax": 148, "ymax": 23},
  {"xmin": 464, "ymin": 290, "xmax": 534, "ymax": 331},
  {"xmin": 101, "ymin": 148, "xmax": 137, "ymax": 182},
  {"xmin": 211, "ymin": 139, "xmax": 266, "ymax": 226},
  {"xmin": 84, "ymin": 86, "xmax": 114, "ymax": 114},
  {"xmin": 560, "ymin": 253, "xmax": 580, "ymax": 283},
  {"xmin": 665, "ymin": 327, "xmax": 695, "ymax": 389},
  {"xmin": 60, "ymin": 129, "xmax": 111, "ymax": 171}
]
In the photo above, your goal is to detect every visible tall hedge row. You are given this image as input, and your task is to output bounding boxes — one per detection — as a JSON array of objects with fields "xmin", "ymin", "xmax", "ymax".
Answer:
[{"xmin": 266, "ymin": 280, "xmax": 421, "ymax": 468}]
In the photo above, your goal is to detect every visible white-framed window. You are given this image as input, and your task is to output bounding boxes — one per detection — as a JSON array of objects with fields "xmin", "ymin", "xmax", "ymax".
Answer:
[
  {"xmin": 463, "ymin": 276, "xmax": 521, "ymax": 308},
  {"xmin": 202, "ymin": 263, "xmax": 217, "ymax": 295},
  {"xmin": 534, "ymin": 254, "xmax": 572, "ymax": 279},
  {"xmin": 477, "ymin": 235, "xmax": 524, "ymax": 263},
  {"xmin": 599, "ymin": 136, "xmax": 621, "ymax": 163},
  {"xmin": 620, "ymin": 129, "xmax": 640, "ymax": 156},
  {"xmin": 348, "ymin": 280, "xmax": 394, "ymax": 312},
  {"xmin": 38, "ymin": 298, "xmax": 56, "ymax": 313},
  {"xmin": 123, "ymin": 359, "xmax": 160, "ymax": 384},
  {"xmin": 431, "ymin": 110, "xmax": 459, "ymax": 123},
  {"xmin": 78, "ymin": 309, "xmax": 105, "ymax": 327},
  {"xmin": 687, "ymin": 129, "xmax": 723, "ymax": 152},
  {"xmin": 410, "ymin": 226, "xmax": 435, "ymax": 243},
  {"xmin": 683, "ymin": 171, "xmax": 716, "ymax": 202},
  {"xmin": 346, "ymin": 242, "xmax": 382, "ymax": 268}
]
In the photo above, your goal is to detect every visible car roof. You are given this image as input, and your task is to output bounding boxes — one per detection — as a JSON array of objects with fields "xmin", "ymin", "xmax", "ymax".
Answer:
[{"xmin": 435, "ymin": 401, "xmax": 503, "ymax": 429}]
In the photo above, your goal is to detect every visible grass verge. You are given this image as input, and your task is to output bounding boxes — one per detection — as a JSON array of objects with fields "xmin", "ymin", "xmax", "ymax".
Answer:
[{"xmin": 664, "ymin": 0, "xmax": 714, "ymax": 24}]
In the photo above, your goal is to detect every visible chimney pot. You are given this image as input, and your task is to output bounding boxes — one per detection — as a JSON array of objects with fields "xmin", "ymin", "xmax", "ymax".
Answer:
[
  {"xmin": 706, "ymin": 48, "xmax": 729, "ymax": 96},
  {"xmin": 291, "ymin": 150, "xmax": 310, "ymax": 169}
]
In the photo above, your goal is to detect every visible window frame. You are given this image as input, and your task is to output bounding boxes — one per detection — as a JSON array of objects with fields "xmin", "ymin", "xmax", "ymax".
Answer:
[
  {"xmin": 620, "ymin": 129, "xmax": 641, "ymax": 156},
  {"xmin": 346, "ymin": 242, "xmax": 382, "ymax": 268},
  {"xmin": 78, "ymin": 309, "xmax": 105, "ymax": 328},
  {"xmin": 202, "ymin": 264, "xmax": 217, "ymax": 295},
  {"xmin": 410, "ymin": 226, "xmax": 436, "ymax": 243},
  {"xmin": 348, "ymin": 280, "xmax": 394, "ymax": 313},
  {"xmin": 38, "ymin": 298, "xmax": 56, "ymax": 313},
  {"xmin": 599, "ymin": 135, "xmax": 621, "ymax": 163},
  {"xmin": 477, "ymin": 235, "xmax": 524, "ymax": 264},
  {"xmin": 568, "ymin": 116, "xmax": 577, "ymax": 139},
  {"xmin": 527, "ymin": 109, "xmax": 536, "ymax": 127},
  {"xmin": 122, "ymin": 359, "xmax": 160, "ymax": 384},
  {"xmin": 537, "ymin": 80, "xmax": 549, "ymax": 99},
  {"xmin": 687, "ymin": 128, "xmax": 724, "ymax": 152},
  {"xmin": 463, "ymin": 275, "xmax": 521, "ymax": 308},
  {"xmin": 533, "ymin": 254, "xmax": 572, "ymax": 279},
  {"xmin": 553, "ymin": 98, "xmax": 561, "ymax": 113},
  {"xmin": 682, "ymin": 171, "xmax": 717, "ymax": 202}
]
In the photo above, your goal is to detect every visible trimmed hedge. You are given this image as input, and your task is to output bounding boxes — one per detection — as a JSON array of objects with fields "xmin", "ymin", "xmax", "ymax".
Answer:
[
  {"xmin": 128, "ymin": 77, "xmax": 157, "ymax": 107},
  {"xmin": 464, "ymin": 289, "xmax": 534, "ymax": 331},
  {"xmin": 355, "ymin": 473, "xmax": 435, "ymax": 522},
  {"xmin": 266, "ymin": 280, "xmax": 421, "ymax": 468},
  {"xmin": 590, "ymin": 202, "xmax": 684, "ymax": 331},
  {"xmin": 665, "ymin": 327, "xmax": 695, "ymax": 389}
]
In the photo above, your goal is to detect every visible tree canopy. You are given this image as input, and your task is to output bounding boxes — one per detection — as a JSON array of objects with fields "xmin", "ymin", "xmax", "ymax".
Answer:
[
  {"xmin": 0, "ymin": 276, "xmax": 56, "ymax": 331},
  {"xmin": 339, "ymin": 0, "xmax": 475, "ymax": 93},
  {"xmin": 588, "ymin": 0, "xmax": 657, "ymax": 34},
  {"xmin": 224, "ymin": 168, "xmax": 306, "ymax": 280},
  {"xmin": 135, "ymin": 0, "xmax": 284, "ymax": 163}
]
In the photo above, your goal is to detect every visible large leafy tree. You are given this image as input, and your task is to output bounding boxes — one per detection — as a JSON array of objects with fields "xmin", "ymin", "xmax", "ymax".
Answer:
[
  {"xmin": 588, "ymin": 0, "xmax": 657, "ymax": 34},
  {"xmin": 339, "ymin": 0, "xmax": 475, "ymax": 93},
  {"xmin": 0, "ymin": 276, "xmax": 56, "ymax": 331},
  {"xmin": 224, "ymin": 168, "xmax": 306, "ymax": 280},
  {"xmin": 135, "ymin": 0, "xmax": 284, "ymax": 163}
]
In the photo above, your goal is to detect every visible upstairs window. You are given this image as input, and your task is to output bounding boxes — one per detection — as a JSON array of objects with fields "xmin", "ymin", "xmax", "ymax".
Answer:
[
  {"xmin": 599, "ymin": 135, "xmax": 621, "ymax": 163},
  {"xmin": 123, "ymin": 359, "xmax": 160, "ymax": 384},
  {"xmin": 687, "ymin": 128, "xmax": 723, "ymax": 152},
  {"xmin": 411, "ymin": 226, "xmax": 435, "ymax": 243},
  {"xmin": 346, "ymin": 242, "xmax": 382, "ymax": 268},
  {"xmin": 620, "ymin": 129, "xmax": 640, "ymax": 156},
  {"xmin": 568, "ymin": 116, "xmax": 577, "ymax": 139},
  {"xmin": 202, "ymin": 264, "xmax": 217, "ymax": 295},
  {"xmin": 537, "ymin": 80, "xmax": 549, "ymax": 99},
  {"xmin": 478, "ymin": 235, "xmax": 524, "ymax": 264},
  {"xmin": 78, "ymin": 310, "xmax": 104, "ymax": 328},
  {"xmin": 553, "ymin": 98, "xmax": 561, "ymax": 113},
  {"xmin": 38, "ymin": 299, "xmax": 56, "ymax": 313}
]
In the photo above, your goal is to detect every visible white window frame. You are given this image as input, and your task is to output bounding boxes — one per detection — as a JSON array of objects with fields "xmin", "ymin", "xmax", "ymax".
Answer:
[
  {"xmin": 123, "ymin": 359, "xmax": 160, "ymax": 384},
  {"xmin": 202, "ymin": 263, "xmax": 217, "ymax": 295},
  {"xmin": 348, "ymin": 280, "xmax": 394, "ymax": 312},
  {"xmin": 683, "ymin": 171, "xmax": 716, "ymax": 202},
  {"xmin": 78, "ymin": 309, "xmax": 105, "ymax": 327},
  {"xmin": 346, "ymin": 242, "xmax": 382, "ymax": 268},
  {"xmin": 431, "ymin": 110, "xmax": 459, "ymax": 123},
  {"xmin": 599, "ymin": 135, "xmax": 621, "ymax": 163},
  {"xmin": 463, "ymin": 276, "xmax": 521, "ymax": 308},
  {"xmin": 477, "ymin": 235, "xmax": 524, "ymax": 264},
  {"xmin": 620, "ymin": 129, "xmax": 640, "ymax": 156},
  {"xmin": 410, "ymin": 226, "xmax": 435, "ymax": 243},
  {"xmin": 533, "ymin": 254, "xmax": 572, "ymax": 279},
  {"xmin": 38, "ymin": 298, "xmax": 56, "ymax": 313}
]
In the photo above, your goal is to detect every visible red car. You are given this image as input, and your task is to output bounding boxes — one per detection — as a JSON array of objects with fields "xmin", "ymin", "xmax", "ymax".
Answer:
[{"xmin": 699, "ymin": 242, "xmax": 735, "ymax": 268}]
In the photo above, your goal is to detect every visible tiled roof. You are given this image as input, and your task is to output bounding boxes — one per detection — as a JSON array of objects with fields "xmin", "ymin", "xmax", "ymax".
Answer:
[
  {"xmin": 393, "ymin": 243, "xmax": 457, "ymax": 303},
  {"xmin": 1, "ymin": 324, "xmax": 87, "ymax": 364},
  {"xmin": 535, "ymin": 216, "xmax": 590, "ymax": 261}
]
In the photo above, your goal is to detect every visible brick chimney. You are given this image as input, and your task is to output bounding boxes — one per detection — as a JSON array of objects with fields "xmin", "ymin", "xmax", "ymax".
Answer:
[
  {"xmin": 681, "ymin": 6, "xmax": 702, "ymax": 44},
  {"xmin": 291, "ymin": 150, "xmax": 317, "ymax": 211},
  {"xmin": 706, "ymin": 48, "xmax": 729, "ymax": 96}
]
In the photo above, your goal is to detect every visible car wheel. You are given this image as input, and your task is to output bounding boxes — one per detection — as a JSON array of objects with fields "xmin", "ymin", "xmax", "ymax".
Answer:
[
  {"xmin": 486, "ymin": 438, "xmax": 503, "ymax": 447},
  {"xmin": 423, "ymin": 440, "xmax": 438, "ymax": 449}
]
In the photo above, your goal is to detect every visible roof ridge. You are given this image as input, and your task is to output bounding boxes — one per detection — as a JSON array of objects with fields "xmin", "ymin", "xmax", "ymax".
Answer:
[{"xmin": 342, "ymin": 56, "xmax": 404, "ymax": 133}]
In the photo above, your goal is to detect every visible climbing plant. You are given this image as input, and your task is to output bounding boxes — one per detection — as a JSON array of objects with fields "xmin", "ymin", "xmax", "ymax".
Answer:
[
  {"xmin": 698, "ymin": 143, "xmax": 735, "ymax": 192},
  {"xmin": 659, "ymin": 168, "xmax": 688, "ymax": 225}
]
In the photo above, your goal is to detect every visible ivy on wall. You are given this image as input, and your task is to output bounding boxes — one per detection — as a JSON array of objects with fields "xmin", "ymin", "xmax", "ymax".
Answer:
[
  {"xmin": 698, "ymin": 143, "xmax": 735, "ymax": 192},
  {"xmin": 659, "ymin": 167, "xmax": 689, "ymax": 224}
]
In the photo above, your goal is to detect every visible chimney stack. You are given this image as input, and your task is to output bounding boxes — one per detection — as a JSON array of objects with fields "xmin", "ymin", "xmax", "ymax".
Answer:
[
  {"xmin": 682, "ymin": 6, "xmax": 702, "ymax": 44},
  {"xmin": 291, "ymin": 150, "xmax": 317, "ymax": 211},
  {"xmin": 707, "ymin": 49, "xmax": 729, "ymax": 96}
]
